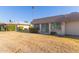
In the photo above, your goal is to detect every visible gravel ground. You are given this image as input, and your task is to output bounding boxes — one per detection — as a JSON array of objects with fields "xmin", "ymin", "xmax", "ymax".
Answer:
[{"xmin": 0, "ymin": 31, "xmax": 79, "ymax": 53}]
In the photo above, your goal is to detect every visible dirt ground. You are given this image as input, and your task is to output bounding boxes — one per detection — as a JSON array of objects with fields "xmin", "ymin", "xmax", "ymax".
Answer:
[{"xmin": 0, "ymin": 31, "xmax": 79, "ymax": 53}]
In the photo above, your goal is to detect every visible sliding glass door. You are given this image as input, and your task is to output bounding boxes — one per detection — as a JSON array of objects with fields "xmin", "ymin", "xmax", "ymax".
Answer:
[{"xmin": 41, "ymin": 24, "xmax": 49, "ymax": 34}]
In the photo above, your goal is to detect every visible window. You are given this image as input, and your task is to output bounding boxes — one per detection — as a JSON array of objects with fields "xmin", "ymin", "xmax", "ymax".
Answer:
[
  {"xmin": 51, "ymin": 22, "xmax": 61, "ymax": 30},
  {"xmin": 41, "ymin": 24, "xmax": 49, "ymax": 33},
  {"xmin": 34, "ymin": 24, "xmax": 39, "ymax": 30}
]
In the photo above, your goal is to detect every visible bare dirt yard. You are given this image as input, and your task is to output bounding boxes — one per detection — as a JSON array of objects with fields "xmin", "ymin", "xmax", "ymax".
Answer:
[{"xmin": 0, "ymin": 31, "xmax": 79, "ymax": 53}]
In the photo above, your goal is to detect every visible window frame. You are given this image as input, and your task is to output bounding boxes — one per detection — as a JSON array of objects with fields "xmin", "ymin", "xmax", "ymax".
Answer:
[{"xmin": 51, "ymin": 22, "xmax": 61, "ymax": 30}]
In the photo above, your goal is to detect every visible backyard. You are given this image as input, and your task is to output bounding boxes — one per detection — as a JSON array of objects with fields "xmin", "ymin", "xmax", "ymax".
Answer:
[{"xmin": 0, "ymin": 31, "xmax": 79, "ymax": 53}]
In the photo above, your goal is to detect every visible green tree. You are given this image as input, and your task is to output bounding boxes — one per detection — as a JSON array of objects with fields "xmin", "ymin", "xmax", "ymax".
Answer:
[{"xmin": 9, "ymin": 20, "xmax": 12, "ymax": 22}]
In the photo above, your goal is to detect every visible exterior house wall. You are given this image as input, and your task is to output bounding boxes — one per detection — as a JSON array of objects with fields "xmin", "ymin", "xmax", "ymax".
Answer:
[
  {"xmin": 17, "ymin": 24, "xmax": 29, "ymax": 32},
  {"xmin": 0, "ymin": 25, "xmax": 6, "ymax": 31},
  {"xmin": 0, "ymin": 23, "xmax": 29, "ymax": 31},
  {"xmin": 50, "ymin": 22, "xmax": 65, "ymax": 35},
  {"xmin": 39, "ymin": 24, "xmax": 42, "ymax": 33},
  {"xmin": 49, "ymin": 23, "xmax": 51, "ymax": 34},
  {"xmin": 65, "ymin": 20, "xmax": 79, "ymax": 35},
  {"xmin": 32, "ymin": 12, "xmax": 79, "ymax": 36},
  {"xmin": 37, "ymin": 23, "xmax": 50, "ymax": 34},
  {"xmin": 33, "ymin": 21, "xmax": 79, "ymax": 36},
  {"xmin": 41, "ymin": 23, "xmax": 49, "ymax": 34},
  {"xmin": 36, "ymin": 22, "xmax": 66, "ymax": 35}
]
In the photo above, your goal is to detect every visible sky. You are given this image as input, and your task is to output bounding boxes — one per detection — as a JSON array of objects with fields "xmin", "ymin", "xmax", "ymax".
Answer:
[{"xmin": 0, "ymin": 6, "xmax": 79, "ymax": 23}]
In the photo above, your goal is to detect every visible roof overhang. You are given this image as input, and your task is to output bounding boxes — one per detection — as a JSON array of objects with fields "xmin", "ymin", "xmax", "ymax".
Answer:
[{"xmin": 31, "ymin": 12, "xmax": 79, "ymax": 24}]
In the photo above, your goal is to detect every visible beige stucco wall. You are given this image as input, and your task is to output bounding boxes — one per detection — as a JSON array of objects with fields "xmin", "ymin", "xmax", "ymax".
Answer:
[{"xmin": 65, "ymin": 20, "xmax": 79, "ymax": 35}]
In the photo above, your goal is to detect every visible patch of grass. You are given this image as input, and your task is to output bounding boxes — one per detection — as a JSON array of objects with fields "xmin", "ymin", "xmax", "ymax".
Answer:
[{"xmin": 0, "ymin": 32, "xmax": 79, "ymax": 53}]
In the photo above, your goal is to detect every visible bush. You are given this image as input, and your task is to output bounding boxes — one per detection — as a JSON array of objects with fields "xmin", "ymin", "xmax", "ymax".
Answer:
[
  {"xmin": 18, "ymin": 26, "xmax": 24, "ymax": 32},
  {"xmin": 29, "ymin": 25, "xmax": 38, "ymax": 33},
  {"xmin": 6, "ymin": 24, "xmax": 16, "ymax": 31},
  {"xmin": 29, "ymin": 27, "xmax": 38, "ymax": 33},
  {"xmin": 23, "ymin": 28, "xmax": 29, "ymax": 32}
]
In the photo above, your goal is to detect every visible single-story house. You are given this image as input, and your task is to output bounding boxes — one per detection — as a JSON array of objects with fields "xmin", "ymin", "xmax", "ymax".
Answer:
[
  {"xmin": 0, "ymin": 22, "xmax": 30, "ymax": 31},
  {"xmin": 0, "ymin": 23, "xmax": 6, "ymax": 31},
  {"xmin": 31, "ymin": 12, "xmax": 79, "ymax": 36}
]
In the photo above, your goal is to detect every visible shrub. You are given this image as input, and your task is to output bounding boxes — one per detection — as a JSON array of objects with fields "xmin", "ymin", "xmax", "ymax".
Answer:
[
  {"xmin": 6, "ymin": 24, "xmax": 16, "ymax": 31},
  {"xmin": 29, "ymin": 25, "xmax": 38, "ymax": 33},
  {"xmin": 23, "ymin": 28, "xmax": 29, "ymax": 32},
  {"xmin": 18, "ymin": 26, "xmax": 24, "ymax": 32},
  {"xmin": 29, "ymin": 27, "xmax": 38, "ymax": 33},
  {"xmin": 0, "ymin": 27, "xmax": 1, "ymax": 31}
]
